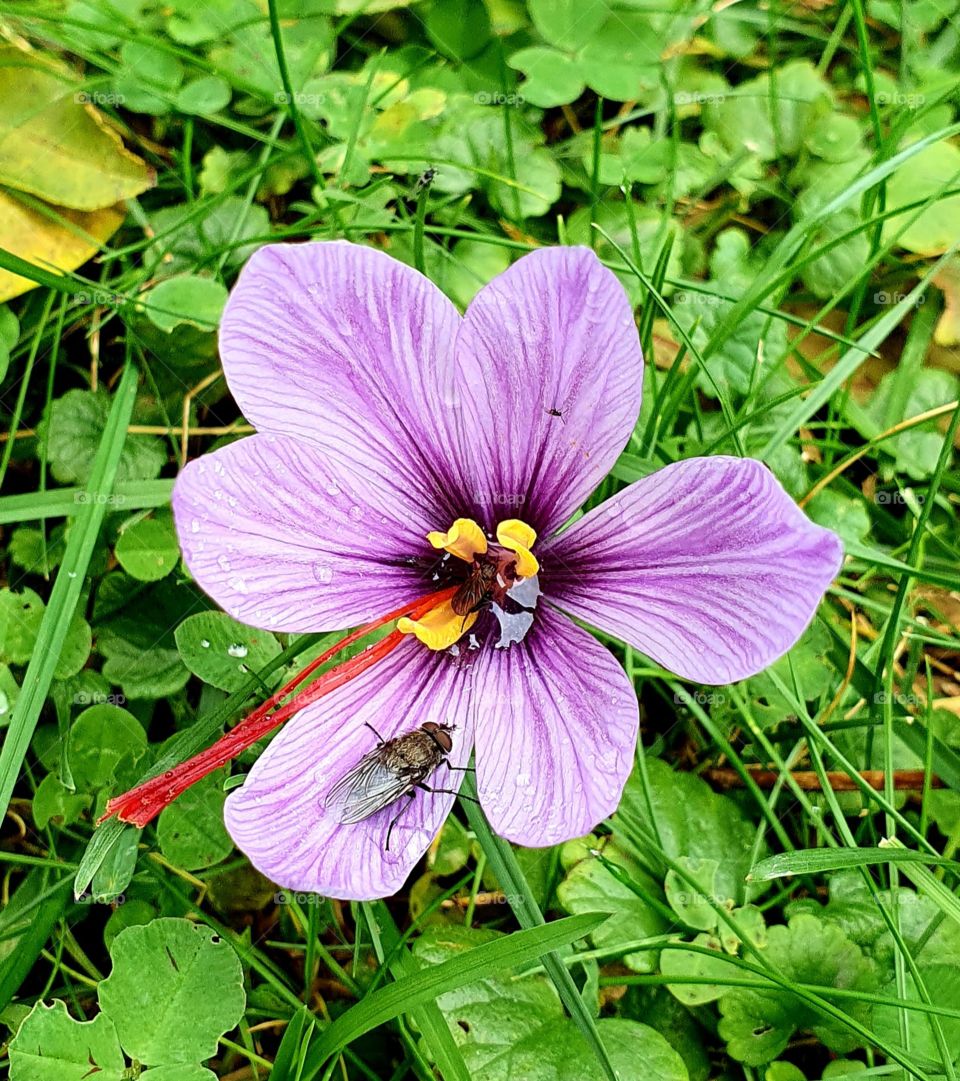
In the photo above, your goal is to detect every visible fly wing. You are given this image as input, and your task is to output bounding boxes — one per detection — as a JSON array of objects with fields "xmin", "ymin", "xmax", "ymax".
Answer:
[{"xmin": 326, "ymin": 751, "xmax": 411, "ymax": 825}]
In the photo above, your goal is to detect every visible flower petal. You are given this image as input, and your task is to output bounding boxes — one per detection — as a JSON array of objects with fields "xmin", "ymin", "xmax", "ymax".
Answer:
[
  {"xmin": 471, "ymin": 606, "xmax": 639, "ymax": 846},
  {"xmin": 224, "ymin": 638, "xmax": 473, "ymax": 900},
  {"xmin": 219, "ymin": 241, "xmax": 470, "ymax": 520},
  {"xmin": 455, "ymin": 247, "xmax": 643, "ymax": 535},
  {"xmin": 545, "ymin": 457, "xmax": 844, "ymax": 685},
  {"xmin": 173, "ymin": 432, "xmax": 436, "ymax": 631}
]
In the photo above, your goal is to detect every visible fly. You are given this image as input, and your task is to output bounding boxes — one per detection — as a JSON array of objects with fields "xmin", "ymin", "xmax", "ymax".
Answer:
[
  {"xmin": 414, "ymin": 166, "xmax": 436, "ymax": 193},
  {"xmin": 328, "ymin": 721, "xmax": 461, "ymax": 849}
]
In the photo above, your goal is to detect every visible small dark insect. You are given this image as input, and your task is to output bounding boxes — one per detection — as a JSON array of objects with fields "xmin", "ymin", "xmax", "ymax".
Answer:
[
  {"xmin": 415, "ymin": 166, "xmax": 437, "ymax": 193},
  {"xmin": 545, "ymin": 406, "xmax": 565, "ymax": 420},
  {"xmin": 328, "ymin": 721, "xmax": 459, "ymax": 849}
]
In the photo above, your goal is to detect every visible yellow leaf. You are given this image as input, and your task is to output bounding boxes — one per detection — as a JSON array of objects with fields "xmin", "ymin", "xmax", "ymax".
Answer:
[
  {"xmin": 0, "ymin": 46, "xmax": 154, "ymax": 212},
  {"xmin": 0, "ymin": 189, "xmax": 124, "ymax": 303},
  {"xmin": 933, "ymin": 258, "xmax": 960, "ymax": 347}
]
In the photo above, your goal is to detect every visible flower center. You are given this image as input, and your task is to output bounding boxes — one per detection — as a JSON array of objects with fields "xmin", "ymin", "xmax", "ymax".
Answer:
[{"xmin": 398, "ymin": 517, "xmax": 541, "ymax": 651}]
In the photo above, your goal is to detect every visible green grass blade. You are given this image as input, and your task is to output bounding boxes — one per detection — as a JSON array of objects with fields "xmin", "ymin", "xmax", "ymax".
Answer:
[
  {"xmin": 751, "ymin": 847, "xmax": 960, "ymax": 881},
  {"xmin": 360, "ymin": 901, "xmax": 472, "ymax": 1081},
  {"xmin": 300, "ymin": 913, "xmax": 606, "ymax": 1074},
  {"xmin": 462, "ymin": 779, "xmax": 621, "ymax": 1081},
  {"xmin": 0, "ymin": 478, "xmax": 174, "ymax": 525},
  {"xmin": 0, "ymin": 360, "xmax": 139, "ymax": 822}
]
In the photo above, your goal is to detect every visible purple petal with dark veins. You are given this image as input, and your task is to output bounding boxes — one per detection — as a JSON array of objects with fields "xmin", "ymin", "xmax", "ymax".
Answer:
[
  {"xmin": 224, "ymin": 638, "xmax": 473, "ymax": 901},
  {"xmin": 173, "ymin": 432, "xmax": 436, "ymax": 631},
  {"xmin": 218, "ymin": 241, "xmax": 471, "ymax": 522},
  {"xmin": 469, "ymin": 605, "xmax": 639, "ymax": 846},
  {"xmin": 454, "ymin": 247, "xmax": 643, "ymax": 535},
  {"xmin": 544, "ymin": 456, "xmax": 843, "ymax": 685}
]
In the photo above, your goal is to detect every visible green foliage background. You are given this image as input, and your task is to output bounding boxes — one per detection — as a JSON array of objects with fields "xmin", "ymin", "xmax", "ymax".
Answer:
[{"xmin": 0, "ymin": 0, "xmax": 959, "ymax": 1079}]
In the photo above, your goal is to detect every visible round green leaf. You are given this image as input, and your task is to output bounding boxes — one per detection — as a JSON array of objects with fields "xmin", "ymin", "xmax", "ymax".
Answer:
[
  {"xmin": 54, "ymin": 611, "xmax": 93, "ymax": 680},
  {"xmin": 425, "ymin": 0, "xmax": 491, "ymax": 60},
  {"xmin": 9, "ymin": 1001, "xmax": 124, "ymax": 1081},
  {"xmin": 100, "ymin": 636, "xmax": 190, "ymax": 700},
  {"xmin": 0, "ymin": 587, "xmax": 45, "ymax": 665},
  {"xmin": 113, "ymin": 42, "xmax": 184, "ymax": 115},
  {"xmin": 39, "ymin": 388, "xmax": 166, "ymax": 486},
  {"xmin": 32, "ymin": 772, "xmax": 91, "ymax": 829},
  {"xmin": 884, "ymin": 140, "xmax": 960, "ymax": 254},
  {"xmin": 529, "ymin": 0, "xmax": 607, "ymax": 50},
  {"xmin": 98, "ymin": 918, "xmax": 245, "ymax": 1065},
  {"xmin": 142, "ymin": 275, "xmax": 227, "ymax": 333},
  {"xmin": 67, "ymin": 704, "xmax": 147, "ymax": 790},
  {"xmin": 176, "ymin": 75, "xmax": 231, "ymax": 115},
  {"xmin": 174, "ymin": 610, "xmax": 281, "ymax": 692},
  {"xmin": 578, "ymin": 16, "xmax": 660, "ymax": 102},
  {"xmin": 104, "ymin": 899, "xmax": 157, "ymax": 952},
  {"xmin": 509, "ymin": 47, "xmax": 584, "ymax": 108},
  {"xmin": 115, "ymin": 511, "xmax": 180, "ymax": 582},
  {"xmin": 157, "ymin": 773, "xmax": 232, "ymax": 870}
]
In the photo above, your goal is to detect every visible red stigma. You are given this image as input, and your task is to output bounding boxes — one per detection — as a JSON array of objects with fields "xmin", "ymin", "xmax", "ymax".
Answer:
[{"xmin": 99, "ymin": 586, "xmax": 457, "ymax": 828}]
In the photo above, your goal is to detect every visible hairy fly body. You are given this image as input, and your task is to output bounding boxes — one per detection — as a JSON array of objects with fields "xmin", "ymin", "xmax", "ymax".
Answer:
[{"xmin": 327, "ymin": 722, "xmax": 458, "ymax": 848}]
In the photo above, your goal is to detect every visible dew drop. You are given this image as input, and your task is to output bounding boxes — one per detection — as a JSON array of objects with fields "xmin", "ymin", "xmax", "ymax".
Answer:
[
  {"xmin": 313, "ymin": 563, "xmax": 333, "ymax": 584},
  {"xmin": 191, "ymin": 518, "xmax": 200, "ymax": 533},
  {"xmin": 326, "ymin": 483, "xmax": 341, "ymax": 496},
  {"xmin": 217, "ymin": 554, "xmax": 232, "ymax": 572},
  {"xmin": 227, "ymin": 643, "xmax": 248, "ymax": 658},
  {"xmin": 200, "ymin": 639, "xmax": 210, "ymax": 648}
]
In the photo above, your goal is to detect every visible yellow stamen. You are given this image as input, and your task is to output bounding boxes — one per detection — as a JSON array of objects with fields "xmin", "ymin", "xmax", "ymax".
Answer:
[
  {"xmin": 402, "ymin": 517, "xmax": 539, "ymax": 652},
  {"xmin": 398, "ymin": 600, "xmax": 477, "ymax": 651},
  {"xmin": 497, "ymin": 519, "xmax": 539, "ymax": 577},
  {"xmin": 426, "ymin": 517, "xmax": 487, "ymax": 562}
]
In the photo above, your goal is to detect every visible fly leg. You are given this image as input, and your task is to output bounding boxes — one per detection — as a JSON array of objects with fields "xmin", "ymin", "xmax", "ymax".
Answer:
[
  {"xmin": 418, "ymin": 783, "xmax": 481, "ymax": 805},
  {"xmin": 385, "ymin": 791, "xmax": 416, "ymax": 852}
]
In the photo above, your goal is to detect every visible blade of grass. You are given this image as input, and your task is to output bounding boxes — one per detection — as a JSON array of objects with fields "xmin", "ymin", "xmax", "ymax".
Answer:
[
  {"xmin": 759, "ymin": 246, "xmax": 960, "ymax": 459},
  {"xmin": 461, "ymin": 777, "xmax": 621, "ymax": 1081},
  {"xmin": 360, "ymin": 901, "xmax": 472, "ymax": 1081},
  {"xmin": 0, "ymin": 478, "xmax": 174, "ymax": 525},
  {"xmin": 300, "ymin": 912, "xmax": 606, "ymax": 1075},
  {"xmin": 0, "ymin": 360, "xmax": 139, "ymax": 823},
  {"xmin": 751, "ymin": 847, "xmax": 960, "ymax": 881}
]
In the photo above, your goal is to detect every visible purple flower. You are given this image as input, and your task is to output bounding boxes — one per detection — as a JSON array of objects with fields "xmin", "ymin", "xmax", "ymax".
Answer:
[{"xmin": 172, "ymin": 241, "xmax": 842, "ymax": 900}]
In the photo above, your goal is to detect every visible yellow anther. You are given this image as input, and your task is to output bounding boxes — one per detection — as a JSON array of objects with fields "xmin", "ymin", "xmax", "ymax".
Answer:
[
  {"xmin": 496, "ymin": 519, "xmax": 539, "ymax": 578},
  {"xmin": 426, "ymin": 517, "xmax": 487, "ymax": 563},
  {"xmin": 398, "ymin": 599, "xmax": 477, "ymax": 651}
]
